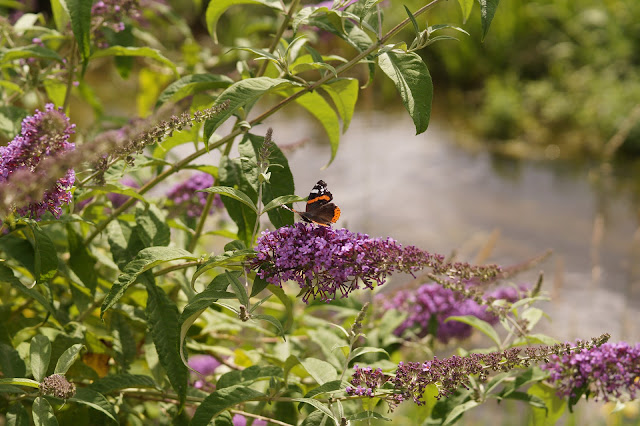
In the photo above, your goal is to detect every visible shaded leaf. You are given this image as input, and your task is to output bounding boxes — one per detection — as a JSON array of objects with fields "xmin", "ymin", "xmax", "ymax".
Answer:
[
  {"xmin": 0, "ymin": 343, "xmax": 26, "ymax": 378},
  {"xmin": 29, "ymin": 224, "xmax": 58, "ymax": 284},
  {"xmin": 32, "ymin": 397, "xmax": 58, "ymax": 426},
  {"xmin": 479, "ymin": 0, "xmax": 500, "ymax": 40},
  {"xmin": 70, "ymin": 388, "xmax": 118, "ymax": 423},
  {"xmin": 146, "ymin": 281, "xmax": 189, "ymax": 406},
  {"xmin": 205, "ymin": 0, "xmax": 283, "ymax": 43},
  {"xmin": 66, "ymin": 0, "xmax": 91, "ymax": 64},
  {"xmin": 445, "ymin": 315, "xmax": 501, "ymax": 347},
  {"xmin": 191, "ymin": 386, "xmax": 265, "ymax": 426},
  {"xmin": 156, "ymin": 74, "xmax": 233, "ymax": 107},
  {"xmin": 90, "ymin": 46, "xmax": 178, "ymax": 77},
  {"xmin": 88, "ymin": 373, "xmax": 156, "ymax": 394}
]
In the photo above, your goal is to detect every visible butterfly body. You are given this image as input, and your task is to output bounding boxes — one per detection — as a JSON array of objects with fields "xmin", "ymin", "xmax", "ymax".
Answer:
[{"xmin": 291, "ymin": 180, "xmax": 341, "ymax": 227}]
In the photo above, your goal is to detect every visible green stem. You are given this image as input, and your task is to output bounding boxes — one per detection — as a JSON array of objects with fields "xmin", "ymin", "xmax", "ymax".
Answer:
[{"xmin": 256, "ymin": 0, "xmax": 301, "ymax": 77}]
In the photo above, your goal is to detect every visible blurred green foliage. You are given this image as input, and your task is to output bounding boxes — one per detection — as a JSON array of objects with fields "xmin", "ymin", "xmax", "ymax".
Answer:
[{"xmin": 408, "ymin": 0, "xmax": 640, "ymax": 159}]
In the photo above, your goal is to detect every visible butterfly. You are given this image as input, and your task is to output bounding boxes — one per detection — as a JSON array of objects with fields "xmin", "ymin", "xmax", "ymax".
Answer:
[{"xmin": 285, "ymin": 180, "xmax": 341, "ymax": 227}]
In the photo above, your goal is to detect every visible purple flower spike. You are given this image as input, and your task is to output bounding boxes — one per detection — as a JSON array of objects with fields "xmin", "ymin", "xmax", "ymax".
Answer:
[
  {"xmin": 381, "ymin": 283, "xmax": 524, "ymax": 343},
  {"xmin": 0, "ymin": 103, "xmax": 76, "ymax": 220},
  {"xmin": 249, "ymin": 223, "xmax": 501, "ymax": 303},
  {"xmin": 542, "ymin": 342, "xmax": 640, "ymax": 402},
  {"xmin": 166, "ymin": 173, "xmax": 220, "ymax": 218}
]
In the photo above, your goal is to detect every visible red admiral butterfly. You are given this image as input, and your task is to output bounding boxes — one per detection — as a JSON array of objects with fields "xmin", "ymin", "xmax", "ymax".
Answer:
[{"xmin": 286, "ymin": 180, "xmax": 341, "ymax": 227}]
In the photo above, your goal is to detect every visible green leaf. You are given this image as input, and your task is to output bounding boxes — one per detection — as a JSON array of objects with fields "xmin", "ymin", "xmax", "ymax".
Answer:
[
  {"xmin": 70, "ymin": 388, "xmax": 118, "ymax": 423},
  {"xmin": 302, "ymin": 380, "xmax": 343, "ymax": 400},
  {"xmin": 146, "ymin": 281, "xmax": 189, "ymax": 406},
  {"xmin": 0, "ymin": 46, "xmax": 64, "ymax": 64},
  {"xmin": 67, "ymin": 225, "xmax": 97, "ymax": 293},
  {"xmin": 445, "ymin": 315, "xmax": 501, "ymax": 347},
  {"xmin": 275, "ymin": 87, "xmax": 341, "ymax": 167},
  {"xmin": 203, "ymin": 77, "xmax": 297, "ymax": 143},
  {"xmin": 199, "ymin": 186, "xmax": 257, "ymax": 213},
  {"xmin": 29, "ymin": 224, "xmax": 58, "ymax": 284},
  {"xmin": 101, "ymin": 247, "xmax": 196, "ymax": 317},
  {"xmin": 404, "ymin": 5, "xmax": 420, "ymax": 34},
  {"xmin": 0, "ymin": 343, "xmax": 26, "ymax": 378},
  {"xmin": 252, "ymin": 314, "xmax": 285, "ymax": 337},
  {"xmin": 0, "ymin": 378, "xmax": 41, "ymax": 388},
  {"xmin": 88, "ymin": 374, "xmax": 156, "ymax": 394},
  {"xmin": 443, "ymin": 400, "xmax": 479, "ymax": 426},
  {"xmin": 225, "ymin": 270, "xmax": 249, "ymax": 306},
  {"xmin": 262, "ymin": 195, "xmax": 305, "ymax": 214},
  {"xmin": 291, "ymin": 398, "xmax": 338, "ymax": 423},
  {"xmin": 378, "ymin": 49, "xmax": 432, "ymax": 134},
  {"xmin": 528, "ymin": 382, "xmax": 566, "ymax": 426},
  {"xmin": 497, "ymin": 367, "xmax": 548, "ymax": 398},
  {"xmin": 0, "ymin": 80, "xmax": 24, "ymax": 95},
  {"xmin": 299, "ymin": 358, "xmax": 338, "ymax": 385},
  {"xmin": 457, "ymin": 0, "xmax": 473, "ymax": 23},
  {"xmin": 179, "ymin": 273, "xmax": 237, "ymax": 369},
  {"xmin": 6, "ymin": 402, "xmax": 30, "ymax": 426},
  {"xmin": 156, "ymin": 74, "xmax": 233, "ymax": 107},
  {"xmin": 54, "ymin": 344, "xmax": 84, "ymax": 375},
  {"xmin": 32, "ymin": 397, "xmax": 58, "ymax": 426},
  {"xmin": 66, "ymin": 0, "xmax": 91, "ymax": 65},
  {"xmin": 321, "ymin": 78, "xmax": 359, "ymax": 132},
  {"xmin": 190, "ymin": 250, "xmax": 255, "ymax": 289},
  {"xmin": 135, "ymin": 204, "xmax": 170, "ymax": 247},
  {"xmin": 242, "ymin": 133, "xmax": 295, "ymax": 229},
  {"xmin": 90, "ymin": 46, "xmax": 179, "ymax": 77},
  {"xmin": 478, "ymin": 0, "xmax": 500, "ymax": 40},
  {"xmin": 30, "ymin": 335, "xmax": 51, "ymax": 383},
  {"xmin": 204, "ymin": 0, "xmax": 283, "ymax": 43},
  {"xmin": 350, "ymin": 346, "xmax": 388, "ymax": 360},
  {"xmin": 50, "ymin": 0, "xmax": 70, "ymax": 32},
  {"xmin": 216, "ymin": 365, "xmax": 282, "ymax": 390},
  {"xmin": 191, "ymin": 385, "xmax": 265, "ymax": 426}
]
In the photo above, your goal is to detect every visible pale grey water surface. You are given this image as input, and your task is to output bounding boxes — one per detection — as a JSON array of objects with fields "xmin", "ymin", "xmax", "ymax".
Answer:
[{"xmin": 261, "ymin": 109, "xmax": 640, "ymax": 344}]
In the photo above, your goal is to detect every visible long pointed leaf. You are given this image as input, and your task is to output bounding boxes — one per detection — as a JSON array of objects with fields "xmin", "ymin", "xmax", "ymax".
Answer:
[{"xmin": 101, "ymin": 247, "xmax": 196, "ymax": 318}]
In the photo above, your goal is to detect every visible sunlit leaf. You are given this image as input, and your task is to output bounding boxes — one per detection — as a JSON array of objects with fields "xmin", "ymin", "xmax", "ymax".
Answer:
[
  {"xmin": 54, "ymin": 344, "xmax": 84, "ymax": 375},
  {"xmin": 378, "ymin": 49, "xmax": 432, "ymax": 134},
  {"xmin": 32, "ymin": 397, "xmax": 58, "ymax": 426},
  {"xmin": 30, "ymin": 335, "xmax": 51, "ymax": 383},
  {"xmin": 445, "ymin": 315, "xmax": 501, "ymax": 347},
  {"xmin": 101, "ymin": 247, "xmax": 197, "ymax": 318}
]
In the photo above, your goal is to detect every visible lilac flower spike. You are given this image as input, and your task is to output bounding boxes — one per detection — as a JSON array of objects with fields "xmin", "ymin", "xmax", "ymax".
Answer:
[
  {"xmin": 381, "ymin": 283, "xmax": 524, "ymax": 343},
  {"xmin": 166, "ymin": 173, "xmax": 220, "ymax": 218},
  {"xmin": 0, "ymin": 103, "xmax": 76, "ymax": 219},
  {"xmin": 542, "ymin": 342, "xmax": 640, "ymax": 402},
  {"xmin": 249, "ymin": 223, "xmax": 501, "ymax": 303}
]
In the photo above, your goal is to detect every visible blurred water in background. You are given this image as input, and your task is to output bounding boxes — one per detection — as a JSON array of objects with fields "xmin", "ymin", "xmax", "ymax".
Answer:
[{"xmin": 263, "ymin": 108, "xmax": 640, "ymax": 344}]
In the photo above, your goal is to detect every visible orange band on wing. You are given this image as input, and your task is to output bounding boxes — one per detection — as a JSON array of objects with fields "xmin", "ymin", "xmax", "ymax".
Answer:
[
  {"xmin": 331, "ymin": 206, "xmax": 341, "ymax": 223},
  {"xmin": 307, "ymin": 195, "xmax": 331, "ymax": 204}
]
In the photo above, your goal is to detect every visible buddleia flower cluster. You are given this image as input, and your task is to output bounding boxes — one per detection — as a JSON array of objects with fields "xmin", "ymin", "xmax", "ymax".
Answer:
[
  {"xmin": 167, "ymin": 173, "xmax": 221, "ymax": 218},
  {"xmin": 542, "ymin": 341, "xmax": 640, "ymax": 402},
  {"xmin": 381, "ymin": 283, "xmax": 525, "ymax": 343},
  {"xmin": 346, "ymin": 334, "xmax": 611, "ymax": 409},
  {"xmin": 0, "ymin": 103, "xmax": 75, "ymax": 220},
  {"xmin": 40, "ymin": 374, "xmax": 76, "ymax": 399},
  {"xmin": 249, "ymin": 223, "xmax": 501, "ymax": 303}
]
